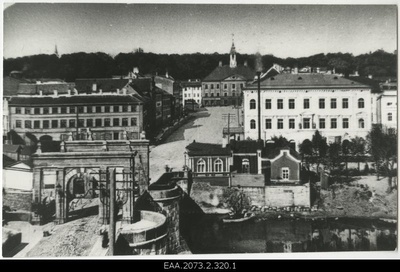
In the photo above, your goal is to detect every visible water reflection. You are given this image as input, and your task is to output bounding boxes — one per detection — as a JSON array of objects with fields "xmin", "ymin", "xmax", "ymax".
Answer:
[{"xmin": 182, "ymin": 215, "xmax": 397, "ymax": 253}]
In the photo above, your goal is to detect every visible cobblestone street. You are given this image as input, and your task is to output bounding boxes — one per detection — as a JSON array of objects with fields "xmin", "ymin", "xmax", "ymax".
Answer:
[{"xmin": 149, "ymin": 106, "xmax": 241, "ymax": 183}]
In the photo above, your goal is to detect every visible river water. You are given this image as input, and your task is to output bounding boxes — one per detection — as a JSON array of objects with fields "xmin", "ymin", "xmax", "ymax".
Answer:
[{"xmin": 181, "ymin": 214, "xmax": 397, "ymax": 253}]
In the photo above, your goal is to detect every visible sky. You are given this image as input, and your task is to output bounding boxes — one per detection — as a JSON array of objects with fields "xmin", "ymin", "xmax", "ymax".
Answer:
[{"xmin": 2, "ymin": 1, "xmax": 398, "ymax": 59}]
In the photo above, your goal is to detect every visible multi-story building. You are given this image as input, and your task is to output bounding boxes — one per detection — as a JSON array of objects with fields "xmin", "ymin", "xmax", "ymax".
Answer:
[
  {"xmin": 377, "ymin": 81, "xmax": 397, "ymax": 129},
  {"xmin": 202, "ymin": 40, "xmax": 255, "ymax": 107},
  {"xmin": 181, "ymin": 79, "xmax": 202, "ymax": 107},
  {"xmin": 154, "ymin": 73, "xmax": 181, "ymax": 121},
  {"xmin": 243, "ymin": 73, "xmax": 373, "ymax": 146},
  {"xmin": 8, "ymin": 79, "xmax": 144, "ymax": 143}
]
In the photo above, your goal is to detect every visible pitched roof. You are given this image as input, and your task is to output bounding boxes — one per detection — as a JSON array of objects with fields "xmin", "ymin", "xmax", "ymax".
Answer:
[
  {"xmin": 348, "ymin": 76, "xmax": 381, "ymax": 93},
  {"xmin": 75, "ymin": 78, "xmax": 130, "ymax": 93},
  {"xmin": 203, "ymin": 65, "xmax": 255, "ymax": 82},
  {"xmin": 3, "ymin": 154, "xmax": 16, "ymax": 168},
  {"xmin": 8, "ymin": 94, "xmax": 142, "ymax": 106},
  {"xmin": 180, "ymin": 80, "xmax": 202, "ymax": 87},
  {"xmin": 3, "ymin": 76, "xmax": 31, "ymax": 96},
  {"xmin": 264, "ymin": 147, "xmax": 301, "ymax": 161},
  {"xmin": 186, "ymin": 141, "xmax": 231, "ymax": 156},
  {"xmin": 246, "ymin": 73, "xmax": 371, "ymax": 89},
  {"xmin": 2, "ymin": 144, "xmax": 35, "ymax": 155},
  {"xmin": 18, "ymin": 82, "xmax": 75, "ymax": 95}
]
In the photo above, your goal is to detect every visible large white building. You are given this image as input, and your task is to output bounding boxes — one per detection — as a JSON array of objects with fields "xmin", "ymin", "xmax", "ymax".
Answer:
[
  {"xmin": 377, "ymin": 81, "xmax": 397, "ymax": 129},
  {"xmin": 243, "ymin": 73, "xmax": 373, "ymax": 146},
  {"xmin": 181, "ymin": 79, "xmax": 202, "ymax": 107}
]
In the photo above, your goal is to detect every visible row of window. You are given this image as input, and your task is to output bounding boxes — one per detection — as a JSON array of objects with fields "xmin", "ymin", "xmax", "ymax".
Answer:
[
  {"xmin": 249, "ymin": 98, "xmax": 365, "ymax": 110},
  {"xmin": 15, "ymin": 117, "xmax": 138, "ymax": 129},
  {"xmin": 205, "ymin": 93, "xmax": 237, "ymax": 97},
  {"xmin": 14, "ymin": 105, "xmax": 137, "ymax": 115},
  {"xmin": 204, "ymin": 83, "xmax": 244, "ymax": 90},
  {"xmin": 184, "ymin": 93, "xmax": 201, "ymax": 98},
  {"xmin": 196, "ymin": 158, "xmax": 224, "ymax": 173},
  {"xmin": 249, "ymin": 118, "xmax": 365, "ymax": 130}
]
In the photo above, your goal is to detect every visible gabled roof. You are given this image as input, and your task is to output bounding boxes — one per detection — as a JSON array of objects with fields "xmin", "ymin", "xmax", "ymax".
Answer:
[
  {"xmin": 264, "ymin": 147, "xmax": 301, "ymax": 161},
  {"xmin": 2, "ymin": 154, "xmax": 16, "ymax": 168},
  {"xmin": 18, "ymin": 82, "xmax": 75, "ymax": 95},
  {"xmin": 8, "ymin": 94, "xmax": 142, "ymax": 106},
  {"xmin": 246, "ymin": 73, "xmax": 371, "ymax": 89},
  {"xmin": 186, "ymin": 141, "xmax": 231, "ymax": 156},
  {"xmin": 203, "ymin": 65, "xmax": 255, "ymax": 82},
  {"xmin": 75, "ymin": 78, "xmax": 130, "ymax": 93}
]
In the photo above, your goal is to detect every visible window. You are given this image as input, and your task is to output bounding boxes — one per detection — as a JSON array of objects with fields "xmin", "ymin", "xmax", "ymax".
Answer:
[
  {"xmin": 205, "ymin": 93, "xmax": 208, "ymax": 97},
  {"xmin": 131, "ymin": 105, "xmax": 137, "ymax": 112},
  {"xmin": 211, "ymin": 84, "xmax": 214, "ymax": 89},
  {"xmin": 197, "ymin": 159, "xmax": 206, "ymax": 173},
  {"xmin": 104, "ymin": 106, "xmax": 110, "ymax": 113},
  {"xmin": 214, "ymin": 159, "xmax": 223, "ymax": 172},
  {"xmin": 211, "ymin": 93, "xmax": 214, "ymax": 97},
  {"xmin": 15, "ymin": 107, "xmax": 21, "ymax": 114},
  {"xmin": 78, "ymin": 119, "xmax": 85, "ymax": 127},
  {"xmin": 204, "ymin": 84, "xmax": 208, "ymax": 89},
  {"xmin": 265, "ymin": 119, "xmax": 272, "ymax": 129},
  {"xmin": 224, "ymin": 93, "xmax": 227, "ymax": 97},
  {"xmin": 87, "ymin": 106, "xmax": 93, "ymax": 113},
  {"xmin": 216, "ymin": 84, "xmax": 220, "ymax": 89},
  {"xmin": 95, "ymin": 119, "xmax": 102, "ymax": 127},
  {"xmin": 34, "ymin": 120, "xmax": 40, "ymax": 128},
  {"xmin": 34, "ymin": 108, "xmax": 40, "ymax": 114},
  {"xmin": 61, "ymin": 107, "xmax": 67, "ymax": 114},
  {"xmin": 122, "ymin": 105, "xmax": 128, "ymax": 112},
  {"xmin": 331, "ymin": 118, "xmax": 337, "ymax": 129},
  {"xmin": 69, "ymin": 119, "xmax": 76, "ymax": 128},
  {"xmin": 43, "ymin": 120, "xmax": 49, "ymax": 129},
  {"xmin": 51, "ymin": 120, "xmax": 58, "ymax": 128},
  {"xmin": 96, "ymin": 106, "xmax": 102, "ymax": 113},
  {"xmin": 388, "ymin": 113, "xmax": 393, "ymax": 121},
  {"xmin": 343, "ymin": 118, "xmax": 349, "ymax": 129},
  {"xmin": 70, "ymin": 107, "xmax": 76, "ymax": 114},
  {"xmin": 358, "ymin": 98, "xmax": 364, "ymax": 108},
  {"xmin": 122, "ymin": 118, "xmax": 128, "ymax": 126},
  {"xmin": 250, "ymin": 119, "xmax": 256, "ymax": 129},
  {"xmin": 77, "ymin": 106, "xmax": 84, "ymax": 113},
  {"xmin": 60, "ymin": 120, "xmax": 67, "ymax": 128},
  {"xmin": 113, "ymin": 118, "xmax": 120, "ymax": 126},
  {"xmin": 86, "ymin": 119, "xmax": 93, "ymax": 127},
  {"xmin": 16, "ymin": 120, "xmax": 21, "ymax": 128},
  {"xmin": 289, "ymin": 119, "xmax": 295, "ymax": 129},
  {"xmin": 25, "ymin": 120, "xmax": 32, "ymax": 129},
  {"xmin": 359, "ymin": 118, "xmax": 365, "ymax": 129},
  {"xmin": 216, "ymin": 93, "xmax": 220, "ymax": 97},
  {"xmin": 303, "ymin": 99, "xmax": 310, "ymax": 109},
  {"xmin": 342, "ymin": 98, "xmax": 349, "ymax": 109},
  {"xmin": 281, "ymin": 167, "xmax": 289, "ymax": 180},
  {"xmin": 277, "ymin": 119, "xmax": 283, "ymax": 129},
  {"xmin": 113, "ymin": 105, "xmax": 119, "ymax": 112},
  {"xmin": 240, "ymin": 83, "xmax": 244, "ymax": 89},
  {"xmin": 319, "ymin": 98, "xmax": 325, "ymax": 109},
  {"xmin": 250, "ymin": 99, "xmax": 256, "ymax": 109},
  {"xmin": 25, "ymin": 107, "xmax": 31, "ymax": 114},
  {"xmin": 43, "ymin": 108, "xmax": 49, "ymax": 114},
  {"xmin": 232, "ymin": 93, "xmax": 235, "ymax": 97},
  {"xmin": 52, "ymin": 107, "xmax": 58, "ymax": 114},
  {"xmin": 265, "ymin": 99, "xmax": 271, "ymax": 109},
  {"xmin": 319, "ymin": 118, "xmax": 325, "ymax": 129},
  {"xmin": 104, "ymin": 118, "xmax": 110, "ymax": 127},
  {"xmin": 232, "ymin": 84, "xmax": 235, "ymax": 90},
  {"xmin": 131, "ymin": 117, "xmax": 137, "ymax": 126},
  {"xmin": 289, "ymin": 99, "xmax": 295, "ymax": 109},
  {"xmin": 242, "ymin": 159, "xmax": 250, "ymax": 174},
  {"xmin": 303, "ymin": 118, "xmax": 310, "ymax": 129},
  {"xmin": 277, "ymin": 99, "xmax": 283, "ymax": 109},
  {"xmin": 331, "ymin": 98, "xmax": 337, "ymax": 109},
  {"xmin": 224, "ymin": 84, "xmax": 227, "ymax": 89}
]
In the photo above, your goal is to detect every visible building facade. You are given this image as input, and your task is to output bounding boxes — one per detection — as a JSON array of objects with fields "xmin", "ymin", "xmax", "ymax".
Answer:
[
  {"xmin": 243, "ymin": 73, "xmax": 373, "ymax": 146},
  {"xmin": 202, "ymin": 41, "xmax": 255, "ymax": 107},
  {"xmin": 181, "ymin": 80, "xmax": 202, "ymax": 107},
  {"xmin": 377, "ymin": 81, "xmax": 397, "ymax": 129}
]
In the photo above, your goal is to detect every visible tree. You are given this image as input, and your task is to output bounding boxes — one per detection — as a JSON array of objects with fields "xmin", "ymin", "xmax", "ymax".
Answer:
[
  {"xmin": 349, "ymin": 136, "xmax": 366, "ymax": 171},
  {"xmin": 327, "ymin": 142, "xmax": 342, "ymax": 175},
  {"xmin": 311, "ymin": 130, "xmax": 328, "ymax": 172},
  {"xmin": 299, "ymin": 139, "xmax": 313, "ymax": 168},
  {"xmin": 270, "ymin": 135, "xmax": 290, "ymax": 148},
  {"xmin": 342, "ymin": 139, "xmax": 351, "ymax": 179},
  {"xmin": 224, "ymin": 186, "xmax": 251, "ymax": 218},
  {"xmin": 367, "ymin": 125, "xmax": 397, "ymax": 192}
]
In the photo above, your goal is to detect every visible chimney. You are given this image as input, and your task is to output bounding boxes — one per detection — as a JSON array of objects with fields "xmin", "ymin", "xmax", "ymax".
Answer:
[
  {"xmin": 222, "ymin": 137, "xmax": 228, "ymax": 148},
  {"xmin": 99, "ymin": 89, "xmax": 103, "ymax": 94},
  {"xmin": 133, "ymin": 67, "xmax": 139, "ymax": 74},
  {"xmin": 244, "ymin": 60, "xmax": 248, "ymax": 67},
  {"xmin": 166, "ymin": 70, "xmax": 169, "ymax": 78},
  {"xmin": 188, "ymin": 79, "xmax": 191, "ymax": 82},
  {"xmin": 92, "ymin": 83, "xmax": 97, "ymax": 92},
  {"xmin": 68, "ymin": 89, "xmax": 71, "ymax": 95},
  {"xmin": 219, "ymin": 61, "xmax": 222, "ymax": 67},
  {"xmin": 116, "ymin": 88, "xmax": 120, "ymax": 94},
  {"xmin": 123, "ymin": 88, "xmax": 127, "ymax": 95},
  {"xmin": 368, "ymin": 74, "xmax": 373, "ymax": 79},
  {"xmin": 74, "ymin": 89, "xmax": 78, "ymax": 95},
  {"xmin": 39, "ymin": 90, "xmax": 43, "ymax": 96},
  {"xmin": 53, "ymin": 90, "xmax": 58, "ymax": 96},
  {"xmin": 293, "ymin": 67, "xmax": 298, "ymax": 74}
]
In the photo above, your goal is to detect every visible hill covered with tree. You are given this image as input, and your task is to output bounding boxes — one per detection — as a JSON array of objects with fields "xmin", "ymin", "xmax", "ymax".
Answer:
[{"xmin": 3, "ymin": 49, "xmax": 397, "ymax": 82}]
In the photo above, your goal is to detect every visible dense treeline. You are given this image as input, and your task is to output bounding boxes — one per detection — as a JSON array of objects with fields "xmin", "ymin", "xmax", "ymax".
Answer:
[{"xmin": 3, "ymin": 49, "xmax": 397, "ymax": 82}]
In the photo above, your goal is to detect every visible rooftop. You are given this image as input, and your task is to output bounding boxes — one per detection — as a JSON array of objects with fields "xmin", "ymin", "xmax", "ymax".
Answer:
[
  {"xmin": 75, "ymin": 78, "xmax": 130, "ymax": 93},
  {"xmin": 186, "ymin": 141, "xmax": 231, "ymax": 156},
  {"xmin": 246, "ymin": 73, "xmax": 371, "ymax": 89},
  {"xmin": 203, "ymin": 65, "xmax": 255, "ymax": 82}
]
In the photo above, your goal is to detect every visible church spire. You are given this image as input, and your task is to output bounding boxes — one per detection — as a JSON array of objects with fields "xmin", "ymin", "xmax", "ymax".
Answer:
[
  {"xmin": 230, "ymin": 34, "xmax": 237, "ymax": 68},
  {"xmin": 54, "ymin": 44, "xmax": 59, "ymax": 57}
]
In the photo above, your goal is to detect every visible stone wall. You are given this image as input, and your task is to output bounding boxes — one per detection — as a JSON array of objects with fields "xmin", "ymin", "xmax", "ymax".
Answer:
[
  {"xmin": 242, "ymin": 187, "xmax": 265, "ymax": 207},
  {"xmin": 265, "ymin": 183, "xmax": 310, "ymax": 208},
  {"xmin": 3, "ymin": 189, "xmax": 33, "ymax": 212}
]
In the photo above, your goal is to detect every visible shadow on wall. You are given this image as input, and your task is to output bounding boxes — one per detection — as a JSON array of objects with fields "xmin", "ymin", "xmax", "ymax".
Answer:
[{"xmin": 179, "ymin": 191, "xmax": 205, "ymax": 239}]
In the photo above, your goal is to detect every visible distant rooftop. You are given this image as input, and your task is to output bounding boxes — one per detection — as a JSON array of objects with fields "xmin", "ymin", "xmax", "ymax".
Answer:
[
  {"xmin": 203, "ymin": 65, "xmax": 255, "ymax": 82},
  {"xmin": 186, "ymin": 141, "xmax": 231, "ymax": 156}
]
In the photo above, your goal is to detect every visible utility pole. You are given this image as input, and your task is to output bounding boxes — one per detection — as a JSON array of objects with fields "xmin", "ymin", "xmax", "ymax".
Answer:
[
  {"xmin": 109, "ymin": 168, "xmax": 116, "ymax": 256},
  {"xmin": 228, "ymin": 113, "xmax": 230, "ymax": 136}
]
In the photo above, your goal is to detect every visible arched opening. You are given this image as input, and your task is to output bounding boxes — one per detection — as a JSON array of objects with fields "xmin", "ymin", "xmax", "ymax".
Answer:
[
  {"xmin": 250, "ymin": 119, "xmax": 256, "ymax": 129},
  {"xmin": 358, "ymin": 118, "xmax": 365, "ymax": 129},
  {"xmin": 358, "ymin": 98, "xmax": 364, "ymax": 108},
  {"xmin": 242, "ymin": 158, "xmax": 250, "ymax": 174},
  {"xmin": 250, "ymin": 99, "xmax": 256, "ymax": 109},
  {"xmin": 197, "ymin": 159, "xmax": 206, "ymax": 173},
  {"xmin": 214, "ymin": 158, "xmax": 223, "ymax": 172}
]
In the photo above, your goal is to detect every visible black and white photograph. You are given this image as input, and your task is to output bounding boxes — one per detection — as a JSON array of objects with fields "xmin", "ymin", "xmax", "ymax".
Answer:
[{"xmin": 1, "ymin": 1, "xmax": 398, "ymax": 260}]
